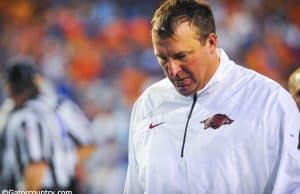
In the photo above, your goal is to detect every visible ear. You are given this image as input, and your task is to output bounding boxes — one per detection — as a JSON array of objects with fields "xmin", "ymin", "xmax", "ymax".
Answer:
[
  {"xmin": 4, "ymin": 83, "xmax": 11, "ymax": 96},
  {"xmin": 206, "ymin": 33, "xmax": 217, "ymax": 53},
  {"xmin": 33, "ymin": 74, "xmax": 42, "ymax": 88}
]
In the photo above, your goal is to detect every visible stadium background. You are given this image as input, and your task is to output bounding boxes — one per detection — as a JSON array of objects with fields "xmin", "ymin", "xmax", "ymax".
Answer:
[{"xmin": 0, "ymin": 0, "xmax": 299, "ymax": 193}]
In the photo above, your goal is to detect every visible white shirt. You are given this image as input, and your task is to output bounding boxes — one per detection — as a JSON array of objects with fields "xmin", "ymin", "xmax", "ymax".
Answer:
[{"xmin": 124, "ymin": 49, "xmax": 300, "ymax": 194}]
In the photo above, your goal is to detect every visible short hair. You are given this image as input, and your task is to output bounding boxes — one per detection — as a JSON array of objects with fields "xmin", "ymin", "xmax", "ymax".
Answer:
[
  {"xmin": 151, "ymin": 0, "xmax": 216, "ymax": 43},
  {"xmin": 5, "ymin": 57, "xmax": 38, "ymax": 95}
]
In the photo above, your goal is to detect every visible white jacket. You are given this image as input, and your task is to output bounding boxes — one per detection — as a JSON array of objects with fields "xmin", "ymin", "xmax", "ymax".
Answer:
[{"xmin": 124, "ymin": 49, "xmax": 300, "ymax": 194}]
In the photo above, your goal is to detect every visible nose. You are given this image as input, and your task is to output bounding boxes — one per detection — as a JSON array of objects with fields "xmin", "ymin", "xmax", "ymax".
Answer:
[{"xmin": 168, "ymin": 59, "xmax": 181, "ymax": 79}]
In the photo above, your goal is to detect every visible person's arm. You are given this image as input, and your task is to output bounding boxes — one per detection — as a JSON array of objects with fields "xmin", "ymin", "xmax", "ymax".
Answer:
[
  {"xmin": 74, "ymin": 144, "xmax": 96, "ymax": 185},
  {"xmin": 58, "ymin": 100, "xmax": 96, "ymax": 164},
  {"xmin": 23, "ymin": 162, "xmax": 48, "ymax": 191},
  {"xmin": 57, "ymin": 99, "xmax": 96, "ymax": 185},
  {"xmin": 58, "ymin": 100, "xmax": 93, "ymax": 146},
  {"xmin": 77, "ymin": 145, "xmax": 96, "ymax": 165},
  {"xmin": 124, "ymin": 101, "xmax": 144, "ymax": 194},
  {"xmin": 270, "ymin": 89, "xmax": 300, "ymax": 193}
]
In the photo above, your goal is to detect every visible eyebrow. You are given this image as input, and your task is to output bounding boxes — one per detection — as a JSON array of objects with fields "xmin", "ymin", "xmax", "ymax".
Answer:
[
  {"xmin": 174, "ymin": 50, "xmax": 191, "ymax": 56},
  {"xmin": 155, "ymin": 50, "xmax": 193, "ymax": 58}
]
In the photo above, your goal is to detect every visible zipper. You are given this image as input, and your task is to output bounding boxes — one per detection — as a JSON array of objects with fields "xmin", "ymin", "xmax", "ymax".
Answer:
[{"xmin": 180, "ymin": 93, "xmax": 197, "ymax": 158}]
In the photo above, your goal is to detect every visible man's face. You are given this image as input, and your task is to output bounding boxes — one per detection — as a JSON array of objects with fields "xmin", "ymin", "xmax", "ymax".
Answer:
[{"xmin": 152, "ymin": 22, "xmax": 217, "ymax": 96}]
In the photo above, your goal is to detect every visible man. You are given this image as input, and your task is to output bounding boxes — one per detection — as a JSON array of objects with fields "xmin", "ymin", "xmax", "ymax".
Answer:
[
  {"xmin": 124, "ymin": 0, "xmax": 300, "ymax": 193},
  {"xmin": 1, "ymin": 58, "xmax": 95, "ymax": 191},
  {"xmin": 288, "ymin": 68, "xmax": 300, "ymax": 109},
  {"xmin": 0, "ymin": 60, "xmax": 74, "ymax": 191},
  {"xmin": 1, "ymin": 63, "xmax": 70, "ymax": 190}
]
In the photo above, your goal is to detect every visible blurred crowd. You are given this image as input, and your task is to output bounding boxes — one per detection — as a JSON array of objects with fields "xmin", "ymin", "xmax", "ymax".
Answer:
[{"xmin": 0, "ymin": 0, "xmax": 299, "ymax": 193}]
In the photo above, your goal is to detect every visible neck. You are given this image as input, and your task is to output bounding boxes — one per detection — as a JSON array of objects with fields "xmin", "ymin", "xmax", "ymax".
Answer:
[{"xmin": 12, "ymin": 89, "xmax": 38, "ymax": 109}]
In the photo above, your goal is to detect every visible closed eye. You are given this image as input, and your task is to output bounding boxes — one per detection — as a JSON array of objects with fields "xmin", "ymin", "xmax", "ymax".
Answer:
[
  {"xmin": 174, "ymin": 53, "xmax": 187, "ymax": 61},
  {"xmin": 173, "ymin": 50, "xmax": 192, "ymax": 62}
]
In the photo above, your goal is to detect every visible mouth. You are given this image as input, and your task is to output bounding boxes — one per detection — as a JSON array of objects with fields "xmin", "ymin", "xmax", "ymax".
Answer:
[{"xmin": 174, "ymin": 77, "xmax": 192, "ymax": 87}]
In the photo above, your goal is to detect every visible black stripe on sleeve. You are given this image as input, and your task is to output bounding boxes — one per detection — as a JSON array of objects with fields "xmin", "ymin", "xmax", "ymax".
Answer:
[
  {"xmin": 21, "ymin": 121, "xmax": 31, "ymax": 162},
  {"xmin": 67, "ymin": 131, "xmax": 81, "ymax": 146},
  {"xmin": 14, "ymin": 137, "xmax": 24, "ymax": 175},
  {"xmin": 37, "ymin": 122, "xmax": 46, "ymax": 161},
  {"xmin": 49, "ymin": 141, "xmax": 58, "ymax": 187}
]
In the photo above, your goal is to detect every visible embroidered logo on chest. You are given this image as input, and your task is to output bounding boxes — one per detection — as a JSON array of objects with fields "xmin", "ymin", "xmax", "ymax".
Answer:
[
  {"xmin": 201, "ymin": 114, "xmax": 234, "ymax": 129},
  {"xmin": 149, "ymin": 122, "xmax": 164, "ymax": 129}
]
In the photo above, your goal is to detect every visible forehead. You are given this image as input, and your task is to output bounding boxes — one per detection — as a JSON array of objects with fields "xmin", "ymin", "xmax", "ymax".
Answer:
[{"xmin": 152, "ymin": 22, "xmax": 200, "ymax": 54}]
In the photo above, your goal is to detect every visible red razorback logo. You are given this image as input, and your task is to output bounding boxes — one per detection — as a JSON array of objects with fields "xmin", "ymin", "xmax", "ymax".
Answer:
[
  {"xmin": 149, "ymin": 122, "xmax": 164, "ymax": 129},
  {"xmin": 201, "ymin": 114, "xmax": 233, "ymax": 129}
]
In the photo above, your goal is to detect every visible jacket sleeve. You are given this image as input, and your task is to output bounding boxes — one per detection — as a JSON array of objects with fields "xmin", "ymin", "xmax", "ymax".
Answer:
[
  {"xmin": 124, "ymin": 100, "xmax": 144, "ymax": 194},
  {"xmin": 57, "ymin": 99, "xmax": 93, "ymax": 146},
  {"xmin": 271, "ymin": 89, "xmax": 300, "ymax": 194}
]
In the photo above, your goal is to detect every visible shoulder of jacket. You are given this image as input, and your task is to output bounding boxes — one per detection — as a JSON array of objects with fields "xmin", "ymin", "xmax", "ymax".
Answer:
[
  {"xmin": 236, "ymin": 65, "xmax": 296, "ymax": 111},
  {"xmin": 230, "ymin": 64, "xmax": 282, "ymax": 93},
  {"xmin": 133, "ymin": 78, "xmax": 173, "ymax": 118}
]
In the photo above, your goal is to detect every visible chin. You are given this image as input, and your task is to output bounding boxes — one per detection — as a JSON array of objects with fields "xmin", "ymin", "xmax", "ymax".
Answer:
[
  {"xmin": 176, "ymin": 88, "xmax": 194, "ymax": 97},
  {"xmin": 174, "ymin": 84, "xmax": 197, "ymax": 97}
]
